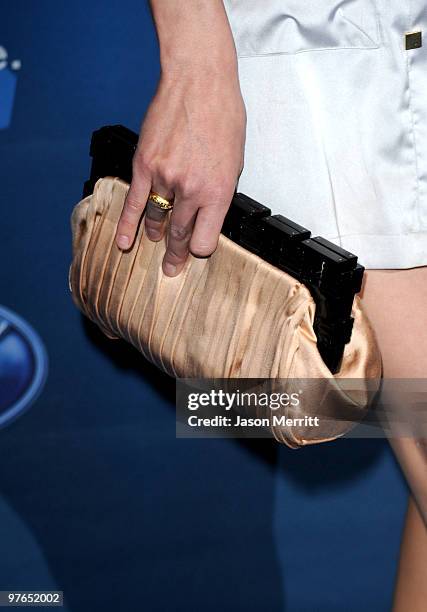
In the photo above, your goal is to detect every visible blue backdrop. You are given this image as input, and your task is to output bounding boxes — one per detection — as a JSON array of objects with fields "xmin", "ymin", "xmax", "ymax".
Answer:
[{"xmin": 0, "ymin": 2, "xmax": 408, "ymax": 610}]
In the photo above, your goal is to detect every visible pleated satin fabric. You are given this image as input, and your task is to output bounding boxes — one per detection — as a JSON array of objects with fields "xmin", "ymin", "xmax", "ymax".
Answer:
[{"xmin": 69, "ymin": 177, "xmax": 383, "ymax": 447}]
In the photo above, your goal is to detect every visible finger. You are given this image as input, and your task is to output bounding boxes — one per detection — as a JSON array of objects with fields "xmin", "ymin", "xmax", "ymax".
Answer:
[
  {"xmin": 162, "ymin": 201, "xmax": 197, "ymax": 277},
  {"xmin": 116, "ymin": 171, "xmax": 151, "ymax": 250},
  {"xmin": 144, "ymin": 185, "xmax": 174, "ymax": 242},
  {"xmin": 190, "ymin": 205, "xmax": 229, "ymax": 258}
]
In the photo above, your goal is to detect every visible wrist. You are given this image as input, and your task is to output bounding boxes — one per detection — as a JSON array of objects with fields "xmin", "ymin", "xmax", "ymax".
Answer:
[
  {"xmin": 160, "ymin": 48, "xmax": 238, "ymax": 84},
  {"xmin": 150, "ymin": 0, "xmax": 238, "ymax": 79}
]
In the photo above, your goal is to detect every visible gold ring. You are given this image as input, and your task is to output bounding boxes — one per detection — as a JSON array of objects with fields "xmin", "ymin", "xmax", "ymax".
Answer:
[{"xmin": 148, "ymin": 190, "xmax": 174, "ymax": 211}]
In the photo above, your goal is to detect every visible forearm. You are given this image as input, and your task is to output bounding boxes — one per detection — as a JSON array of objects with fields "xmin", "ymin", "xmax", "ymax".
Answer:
[{"xmin": 149, "ymin": 0, "xmax": 237, "ymax": 75}]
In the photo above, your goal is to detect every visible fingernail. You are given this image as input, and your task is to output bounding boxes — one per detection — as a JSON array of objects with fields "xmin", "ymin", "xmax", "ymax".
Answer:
[
  {"xmin": 117, "ymin": 235, "xmax": 130, "ymax": 249},
  {"xmin": 163, "ymin": 262, "xmax": 177, "ymax": 276}
]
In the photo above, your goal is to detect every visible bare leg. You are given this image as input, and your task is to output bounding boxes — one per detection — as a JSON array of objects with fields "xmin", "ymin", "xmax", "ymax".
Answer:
[
  {"xmin": 392, "ymin": 497, "xmax": 427, "ymax": 612},
  {"xmin": 358, "ymin": 266, "xmax": 427, "ymax": 606}
]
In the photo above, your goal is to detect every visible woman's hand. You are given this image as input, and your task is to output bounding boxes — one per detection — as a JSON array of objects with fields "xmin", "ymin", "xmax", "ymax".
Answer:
[{"xmin": 115, "ymin": 1, "xmax": 246, "ymax": 277}]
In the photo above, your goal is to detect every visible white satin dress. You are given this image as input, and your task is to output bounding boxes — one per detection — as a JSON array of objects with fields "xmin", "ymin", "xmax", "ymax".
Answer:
[{"xmin": 223, "ymin": 0, "xmax": 427, "ymax": 269}]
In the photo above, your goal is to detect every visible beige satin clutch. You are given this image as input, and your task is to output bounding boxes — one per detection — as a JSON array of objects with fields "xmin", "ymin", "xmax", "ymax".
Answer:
[{"xmin": 69, "ymin": 176, "xmax": 383, "ymax": 446}]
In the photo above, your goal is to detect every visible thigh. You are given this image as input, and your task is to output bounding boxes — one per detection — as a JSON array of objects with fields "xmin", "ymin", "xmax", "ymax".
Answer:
[
  {"xmin": 359, "ymin": 267, "xmax": 427, "ymax": 378},
  {"xmin": 359, "ymin": 266, "xmax": 427, "ymax": 521},
  {"xmin": 359, "ymin": 266, "xmax": 427, "ymax": 607},
  {"xmin": 359, "ymin": 266, "xmax": 427, "ymax": 515}
]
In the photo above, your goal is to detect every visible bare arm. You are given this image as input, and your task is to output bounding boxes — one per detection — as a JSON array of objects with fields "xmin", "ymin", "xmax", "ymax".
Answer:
[{"xmin": 115, "ymin": 0, "xmax": 246, "ymax": 277}]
